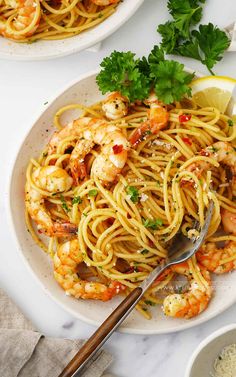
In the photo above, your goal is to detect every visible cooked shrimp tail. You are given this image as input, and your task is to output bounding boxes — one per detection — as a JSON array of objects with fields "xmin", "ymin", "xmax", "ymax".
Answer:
[
  {"xmin": 102, "ymin": 91, "xmax": 129, "ymax": 120},
  {"xmin": 197, "ymin": 241, "xmax": 236, "ymax": 274},
  {"xmin": 163, "ymin": 262, "xmax": 212, "ymax": 319},
  {"xmin": 130, "ymin": 93, "xmax": 169, "ymax": 146},
  {"xmin": 0, "ymin": 0, "xmax": 41, "ymax": 40},
  {"xmin": 54, "ymin": 239, "xmax": 125, "ymax": 301},
  {"xmin": 221, "ymin": 209, "xmax": 236, "ymax": 235},
  {"xmin": 25, "ymin": 166, "xmax": 76, "ymax": 237},
  {"xmin": 49, "ymin": 117, "xmax": 130, "ymax": 185}
]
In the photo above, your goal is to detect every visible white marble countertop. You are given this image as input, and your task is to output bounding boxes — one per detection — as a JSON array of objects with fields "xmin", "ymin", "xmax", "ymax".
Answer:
[{"xmin": 1, "ymin": 0, "xmax": 236, "ymax": 376}]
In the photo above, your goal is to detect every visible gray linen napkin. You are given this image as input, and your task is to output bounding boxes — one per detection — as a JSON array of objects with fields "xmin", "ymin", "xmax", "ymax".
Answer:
[{"xmin": 0, "ymin": 288, "xmax": 114, "ymax": 377}]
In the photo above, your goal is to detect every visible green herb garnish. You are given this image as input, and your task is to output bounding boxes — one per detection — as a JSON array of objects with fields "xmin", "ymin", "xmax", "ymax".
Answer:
[
  {"xmin": 126, "ymin": 186, "xmax": 139, "ymax": 203},
  {"xmin": 157, "ymin": 0, "xmax": 230, "ymax": 75},
  {"xmin": 96, "ymin": 49, "xmax": 194, "ymax": 105},
  {"xmin": 140, "ymin": 249, "xmax": 149, "ymax": 255},
  {"xmin": 60, "ymin": 195, "xmax": 70, "ymax": 213},
  {"xmin": 144, "ymin": 300, "xmax": 156, "ymax": 306},
  {"xmin": 72, "ymin": 196, "xmax": 82, "ymax": 205},
  {"xmin": 88, "ymin": 189, "xmax": 98, "ymax": 197},
  {"xmin": 142, "ymin": 218, "xmax": 163, "ymax": 230},
  {"xmin": 228, "ymin": 119, "xmax": 234, "ymax": 127}
]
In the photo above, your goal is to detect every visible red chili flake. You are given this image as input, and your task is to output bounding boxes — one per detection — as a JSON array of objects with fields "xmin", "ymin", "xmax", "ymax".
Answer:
[
  {"xmin": 148, "ymin": 240, "xmax": 155, "ymax": 248},
  {"xmin": 179, "ymin": 114, "xmax": 192, "ymax": 123},
  {"xmin": 112, "ymin": 144, "xmax": 123, "ymax": 154},
  {"xmin": 182, "ymin": 137, "xmax": 192, "ymax": 146},
  {"xmin": 126, "ymin": 267, "xmax": 135, "ymax": 274},
  {"xmin": 200, "ymin": 149, "xmax": 210, "ymax": 157},
  {"xmin": 107, "ymin": 217, "xmax": 115, "ymax": 226},
  {"xmin": 127, "ymin": 213, "xmax": 131, "ymax": 219}
]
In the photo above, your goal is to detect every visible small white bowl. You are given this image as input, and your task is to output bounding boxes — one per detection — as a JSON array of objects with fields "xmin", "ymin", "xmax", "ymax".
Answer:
[
  {"xmin": 0, "ymin": 0, "xmax": 144, "ymax": 60},
  {"xmin": 185, "ymin": 324, "xmax": 236, "ymax": 377}
]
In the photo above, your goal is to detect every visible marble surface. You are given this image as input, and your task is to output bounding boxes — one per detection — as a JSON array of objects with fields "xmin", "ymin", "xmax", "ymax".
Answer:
[{"xmin": 1, "ymin": 0, "xmax": 236, "ymax": 376}]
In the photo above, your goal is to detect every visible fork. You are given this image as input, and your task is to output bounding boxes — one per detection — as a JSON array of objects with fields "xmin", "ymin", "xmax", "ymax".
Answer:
[{"xmin": 59, "ymin": 200, "xmax": 214, "ymax": 377}]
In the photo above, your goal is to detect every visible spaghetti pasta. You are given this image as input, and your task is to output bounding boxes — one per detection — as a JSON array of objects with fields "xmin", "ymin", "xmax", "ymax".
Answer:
[
  {"xmin": 0, "ymin": 0, "xmax": 120, "ymax": 42},
  {"xmin": 25, "ymin": 92, "xmax": 236, "ymax": 319}
]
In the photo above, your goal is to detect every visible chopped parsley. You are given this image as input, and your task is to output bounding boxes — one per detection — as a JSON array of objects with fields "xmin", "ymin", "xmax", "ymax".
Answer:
[
  {"xmin": 60, "ymin": 195, "xmax": 70, "ymax": 213},
  {"xmin": 209, "ymin": 146, "xmax": 219, "ymax": 153},
  {"xmin": 228, "ymin": 119, "xmax": 234, "ymax": 127},
  {"xmin": 126, "ymin": 186, "xmax": 140, "ymax": 203},
  {"xmin": 141, "ymin": 249, "xmax": 149, "ymax": 255},
  {"xmin": 88, "ymin": 189, "xmax": 98, "ymax": 197},
  {"xmin": 72, "ymin": 196, "xmax": 83, "ymax": 205},
  {"xmin": 144, "ymin": 300, "xmax": 156, "ymax": 306},
  {"xmin": 142, "ymin": 218, "xmax": 163, "ymax": 230}
]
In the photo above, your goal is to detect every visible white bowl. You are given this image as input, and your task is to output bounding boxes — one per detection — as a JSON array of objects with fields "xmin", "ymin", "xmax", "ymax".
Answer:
[
  {"xmin": 185, "ymin": 324, "xmax": 236, "ymax": 377},
  {"xmin": 0, "ymin": 0, "xmax": 143, "ymax": 60},
  {"xmin": 8, "ymin": 70, "xmax": 236, "ymax": 334}
]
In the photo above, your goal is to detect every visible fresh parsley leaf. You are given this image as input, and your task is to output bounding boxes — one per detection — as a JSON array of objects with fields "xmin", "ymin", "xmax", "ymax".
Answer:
[
  {"xmin": 152, "ymin": 60, "xmax": 194, "ymax": 104},
  {"xmin": 148, "ymin": 45, "xmax": 165, "ymax": 68},
  {"xmin": 140, "ymin": 249, "xmax": 149, "ymax": 255},
  {"xmin": 144, "ymin": 300, "xmax": 156, "ymax": 306},
  {"xmin": 96, "ymin": 51, "xmax": 150, "ymax": 102},
  {"xmin": 138, "ymin": 56, "xmax": 151, "ymax": 77},
  {"xmin": 88, "ymin": 189, "xmax": 98, "ymax": 197},
  {"xmin": 72, "ymin": 196, "xmax": 82, "ymax": 205},
  {"xmin": 157, "ymin": 21, "xmax": 180, "ymax": 54},
  {"xmin": 167, "ymin": 0, "xmax": 205, "ymax": 38},
  {"xmin": 228, "ymin": 119, "xmax": 234, "ymax": 127},
  {"xmin": 158, "ymin": 2, "xmax": 229, "ymax": 74},
  {"xmin": 142, "ymin": 218, "xmax": 163, "ymax": 230},
  {"xmin": 126, "ymin": 186, "xmax": 139, "ymax": 203},
  {"xmin": 191, "ymin": 23, "xmax": 230, "ymax": 74},
  {"xmin": 175, "ymin": 39, "xmax": 202, "ymax": 60},
  {"xmin": 60, "ymin": 195, "xmax": 70, "ymax": 213}
]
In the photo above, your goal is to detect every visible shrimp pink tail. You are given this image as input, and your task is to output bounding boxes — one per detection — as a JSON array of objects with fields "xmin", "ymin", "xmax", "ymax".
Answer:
[{"xmin": 71, "ymin": 161, "xmax": 87, "ymax": 186}]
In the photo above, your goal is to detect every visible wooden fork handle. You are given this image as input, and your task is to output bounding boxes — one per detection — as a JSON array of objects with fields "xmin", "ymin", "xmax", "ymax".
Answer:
[{"xmin": 58, "ymin": 287, "xmax": 143, "ymax": 377}]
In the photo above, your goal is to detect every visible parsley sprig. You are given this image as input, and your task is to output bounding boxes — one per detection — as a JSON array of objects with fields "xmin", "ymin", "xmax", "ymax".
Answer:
[
  {"xmin": 97, "ymin": 47, "xmax": 194, "ymax": 105},
  {"xmin": 96, "ymin": 51, "xmax": 150, "ymax": 102},
  {"xmin": 157, "ymin": 0, "xmax": 230, "ymax": 74}
]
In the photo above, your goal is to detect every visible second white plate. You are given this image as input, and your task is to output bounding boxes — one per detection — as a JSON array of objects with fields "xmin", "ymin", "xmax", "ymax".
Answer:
[{"xmin": 0, "ymin": 0, "xmax": 144, "ymax": 60}]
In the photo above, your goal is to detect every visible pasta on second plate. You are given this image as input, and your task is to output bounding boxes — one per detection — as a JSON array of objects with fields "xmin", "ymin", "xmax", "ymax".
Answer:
[{"xmin": 0, "ymin": 0, "xmax": 120, "ymax": 42}]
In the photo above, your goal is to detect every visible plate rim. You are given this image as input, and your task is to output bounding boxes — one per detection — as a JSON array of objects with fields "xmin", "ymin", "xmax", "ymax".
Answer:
[
  {"xmin": 0, "ymin": 0, "xmax": 144, "ymax": 61},
  {"xmin": 7, "ymin": 69, "xmax": 236, "ymax": 335}
]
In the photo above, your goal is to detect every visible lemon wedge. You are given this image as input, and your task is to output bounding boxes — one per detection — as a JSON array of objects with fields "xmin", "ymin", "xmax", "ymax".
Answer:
[{"xmin": 190, "ymin": 76, "xmax": 236, "ymax": 114}]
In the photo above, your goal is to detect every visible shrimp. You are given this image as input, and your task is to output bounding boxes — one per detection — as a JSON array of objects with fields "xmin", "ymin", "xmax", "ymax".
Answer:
[
  {"xmin": 163, "ymin": 262, "xmax": 212, "ymax": 319},
  {"xmin": 221, "ymin": 208, "xmax": 236, "ymax": 235},
  {"xmin": 48, "ymin": 117, "xmax": 130, "ymax": 185},
  {"xmin": 90, "ymin": 0, "xmax": 119, "ymax": 5},
  {"xmin": 197, "ymin": 241, "xmax": 236, "ymax": 274},
  {"xmin": 129, "ymin": 93, "xmax": 169, "ymax": 146},
  {"xmin": 102, "ymin": 92, "xmax": 129, "ymax": 120},
  {"xmin": 54, "ymin": 239, "xmax": 125, "ymax": 301},
  {"xmin": 25, "ymin": 166, "xmax": 77, "ymax": 237},
  {"xmin": 186, "ymin": 142, "xmax": 236, "ymax": 190},
  {"xmin": 0, "ymin": 0, "xmax": 41, "ymax": 40}
]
